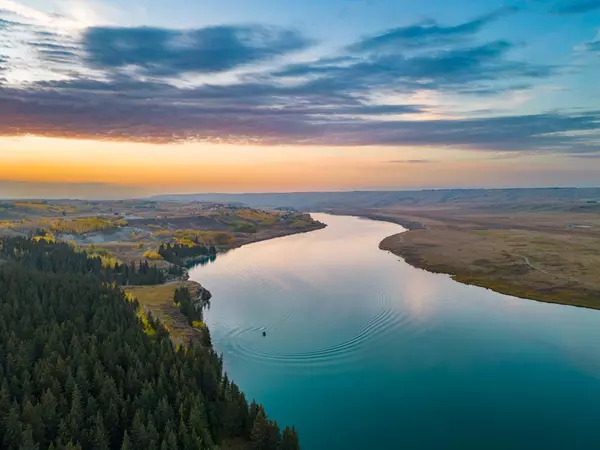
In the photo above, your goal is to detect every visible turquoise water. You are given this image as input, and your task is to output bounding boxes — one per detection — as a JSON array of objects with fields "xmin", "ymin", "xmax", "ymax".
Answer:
[{"xmin": 189, "ymin": 214, "xmax": 600, "ymax": 450}]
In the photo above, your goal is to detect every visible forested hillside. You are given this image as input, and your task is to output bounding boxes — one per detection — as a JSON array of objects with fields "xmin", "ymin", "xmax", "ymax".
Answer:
[
  {"xmin": 0, "ymin": 237, "xmax": 166, "ymax": 285},
  {"xmin": 0, "ymin": 238, "xmax": 299, "ymax": 450}
]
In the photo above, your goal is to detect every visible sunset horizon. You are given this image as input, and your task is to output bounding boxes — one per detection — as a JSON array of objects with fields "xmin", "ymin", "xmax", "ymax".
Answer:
[
  {"xmin": 2, "ymin": 1, "xmax": 600, "ymax": 448},
  {"xmin": 1, "ymin": 0, "xmax": 599, "ymax": 198}
]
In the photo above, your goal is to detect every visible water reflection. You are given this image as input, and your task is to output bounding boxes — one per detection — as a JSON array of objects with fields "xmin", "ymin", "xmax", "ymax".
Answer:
[
  {"xmin": 185, "ymin": 254, "xmax": 217, "ymax": 268},
  {"xmin": 189, "ymin": 214, "xmax": 600, "ymax": 450}
]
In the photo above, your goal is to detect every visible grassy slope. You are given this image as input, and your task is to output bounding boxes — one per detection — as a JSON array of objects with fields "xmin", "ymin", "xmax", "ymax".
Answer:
[{"xmin": 123, "ymin": 281, "xmax": 207, "ymax": 346}]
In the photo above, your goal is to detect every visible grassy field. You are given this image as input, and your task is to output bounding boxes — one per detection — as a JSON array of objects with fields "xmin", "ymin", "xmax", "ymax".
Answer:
[
  {"xmin": 124, "ymin": 281, "xmax": 207, "ymax": 346},
  {"xmin": 358, "ymin": 206, "xmax": 600, "ymax": 309}
]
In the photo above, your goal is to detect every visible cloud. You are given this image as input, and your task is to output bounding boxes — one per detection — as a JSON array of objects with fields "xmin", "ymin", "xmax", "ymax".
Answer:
[
  {"xmin": 346, "ymin": 8, "xmax": 514, "ymax": 53},
  {"xmin": 552, "ymin": 0, "xmax": 600, "ymax": 14},
  {"xmin": 1, "ymin": 77, "xmax": 598, "ymax": 153},
  {"xmin": 569, "ymin": 153, "xmax": 600, "ymax": 158},
  {"xmin": 0, "ymin": 4, "xmax": 596, "ymax": 155},
  {"xmin": 28, "ymin": 41, "xmax": 81, "ymax": 64},
  {"xmin": 0, "ymin": 16, "xmax": 21, "ymax": 29},
  {"xmin": 0, "ymin": 46, "xmax": 8, "ymax": 80},
  {"xmin": 0, "ymin": 0, "xmax": 96, "ymax": 30},
  {"xmin": 276, "ymin": 40, "xmax": 553, "ymax": 95},
  {"xmin": 584, "ymin": 37, "xmax": 600, "ymax": 54},
  {"xmin": 0, "ymin": 6, "xmax": 86, "ymax": 82},
  {"xmin": 80, "ymin": 25, "xmax": 312, "ymax": 76},
  {"xmin": 0, "ymin": 77, "xmax": 424, "ymax": 143}
]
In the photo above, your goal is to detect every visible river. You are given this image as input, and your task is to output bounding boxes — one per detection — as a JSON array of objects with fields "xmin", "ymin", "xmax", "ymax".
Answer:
[{"xmin": 188, "ymin": 213, "xmax": 600, "ymax": 450}]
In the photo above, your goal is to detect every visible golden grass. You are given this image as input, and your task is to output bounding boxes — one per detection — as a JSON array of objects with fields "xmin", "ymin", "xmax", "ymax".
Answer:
[
  {"xmin": 123, "ymin": 281, "xmax": 201, "ymax": 306},
  {"xmin": 123, "ymin": 281, "xmax": 205, "ymax": 346},
  {"xmin": 173, "ymin": 229, "xmax": 234, "ymax": 246},
  {"xmin": 48, "ymin": 217, "xmax": 127, "ymax": 235},
  {"xmin": 375, "ymin": 207, "xmax": 600, "ymax": 309},
  {"xmin": 235, "ymin": 208, "xmax": 279, "ymax": 225}
]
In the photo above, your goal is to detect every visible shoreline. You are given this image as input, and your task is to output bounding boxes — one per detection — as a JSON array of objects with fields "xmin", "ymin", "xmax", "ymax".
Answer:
[
  {"xmin": 178, "ymin": 221, "xmax": 327, "ymax": 268},
  {"xmin": 319, "ymin": 208, "xmax": 424, "ymax": 231},
  {"xmin": 127, "ymin": 220, "xmax": 327, "ymax": 346},
  {"xmin": 231, "ymin": 220, "xmax": 327, "ymax": 249},
  {"xmin": 378, "ymin": 228, "xmax": 600, "ymax": 311},
  {"xmin": 322, "ymin": 209, "xmax": 600, "ymax": 311}
]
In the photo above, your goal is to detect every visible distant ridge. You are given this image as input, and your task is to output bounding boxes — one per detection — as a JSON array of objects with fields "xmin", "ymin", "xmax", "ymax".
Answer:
[{"xmin": 150, "ymin": 187, "xmax": 600, "ymax": 211}]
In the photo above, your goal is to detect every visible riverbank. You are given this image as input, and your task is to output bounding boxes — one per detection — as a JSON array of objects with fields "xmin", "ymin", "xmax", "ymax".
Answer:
[
  {"xmin": 232, "ymin": 219, "xmax": 327, "ymax": 248},
  {"xmin": 190, "ymin": 212, "xmax": 600, "ymax": 450},
  {"xmin": 125, "ymin": 220, "xmax": 327, "ymax": 346},
  {"xmin": 328, "ymin": 207, "xmax": 600, "ymax": 310},
  {"xmin": 0, "ymin": 200, "xmax": 326, "ymax": 273}
]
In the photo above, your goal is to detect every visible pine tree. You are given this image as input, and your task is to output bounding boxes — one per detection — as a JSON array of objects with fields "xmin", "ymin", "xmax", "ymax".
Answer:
[
  {"xmin": 281, "ymin": 426, "xmax": 300, "ymax": 450},
  {"xmin": 131, "ymin": 410, "xmax": 148, "ymax": 449},
  {"xmin": 22, "ymin": 399, "xmax": 44, "ymax": 445},
  {"xmin": 64, "ymin": 386, "xmax": 83, "ymax": 444},
  {"xmin": 120, "ymin": 430, "xmax": 130, "ymax": 450},
  {"xmin": 267, "ymin": 420, "xmax": 281, "ymax": 450},
  {"xmin": 2, "ymin": 404, "xmax": 23, "ymax": 449},
  {"xmin": 20, "ymin": 424, "xmax": 40, "ymax": 450},
  {"xmin": 41, "ymin": 389, "xmax": 58, "ymax": 439},
  {"xmin": 93, "ymin": 412, "xmax": 109, "ymax": 450},
  {"xmin": 250, "ymin": 411, "xmax": 270, "ymax": 450},
  {"xmin": 166, "ymin": 430, "xmax": 178, "ymax": 450},
  {"xmin": 0, "ymin": 381, "xmax": 10, "ymax": 420},
  {"xmin": 146, "ymin": 413, "xmax": 159, "ymax": 450},
  {"xmin": 248, "ymin": 400, "xmax": 260, "ymax": 428},
  {"xmin": 188, "ymin": 402, "xmax": 208, "ymax": 439}
]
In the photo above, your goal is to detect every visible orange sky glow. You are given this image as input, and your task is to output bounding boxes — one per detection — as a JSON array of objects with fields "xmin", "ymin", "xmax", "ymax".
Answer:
[{"xmin": 1, "ymin": 135, "xmax": 599, "ymax": 199}]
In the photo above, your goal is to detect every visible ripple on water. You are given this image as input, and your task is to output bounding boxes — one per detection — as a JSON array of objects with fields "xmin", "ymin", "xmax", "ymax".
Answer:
[{"xmin": 214, "ymin": 284, "xmax": 425, "ymax": 372}]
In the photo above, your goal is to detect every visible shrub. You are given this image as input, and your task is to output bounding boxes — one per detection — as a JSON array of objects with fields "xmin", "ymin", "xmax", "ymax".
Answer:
[{"xmin": 142, "ymin": 250, "xmax": 164, "ymax": 260}]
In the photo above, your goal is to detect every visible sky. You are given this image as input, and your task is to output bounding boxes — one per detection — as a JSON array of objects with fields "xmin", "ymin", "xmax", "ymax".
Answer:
[{"xmin": 0, "ymin": 0, "xmax": 599, "ymax": 198}]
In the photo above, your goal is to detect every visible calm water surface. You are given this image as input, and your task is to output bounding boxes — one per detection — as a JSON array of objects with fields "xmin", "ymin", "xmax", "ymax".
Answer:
[{"xmin": 189, "ymin": 214, "xmax": 600, "ymax": 450}]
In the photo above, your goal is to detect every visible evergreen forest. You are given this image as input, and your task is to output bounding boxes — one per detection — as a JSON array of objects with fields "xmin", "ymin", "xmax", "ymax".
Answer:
[{"xmin": 0, "ymin": 237, "xmax": 300, "ymax": 449}]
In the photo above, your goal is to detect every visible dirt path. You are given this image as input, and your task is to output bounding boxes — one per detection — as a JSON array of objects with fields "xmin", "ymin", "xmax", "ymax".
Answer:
[{"xmin": 515, "ymin": 254, "xmax": 600, "ymax": 289}]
